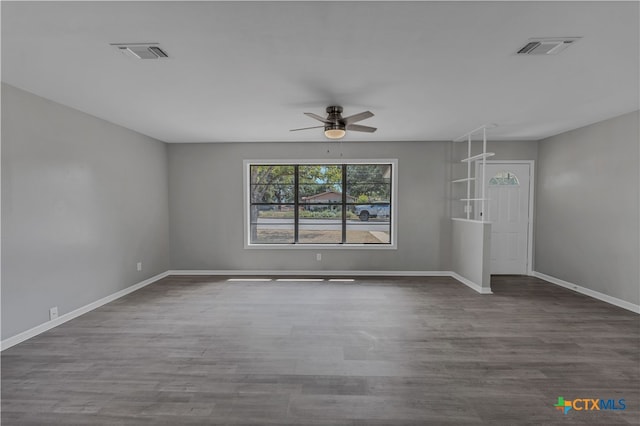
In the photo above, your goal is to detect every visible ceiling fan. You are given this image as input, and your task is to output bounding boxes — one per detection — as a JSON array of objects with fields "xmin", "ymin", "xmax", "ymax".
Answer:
[{"xmin": 290, "ymin": 106, "xmax": 376, "ymax": 139}]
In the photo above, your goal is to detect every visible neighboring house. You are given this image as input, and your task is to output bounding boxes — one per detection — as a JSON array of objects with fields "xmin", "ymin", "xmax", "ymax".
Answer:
[{"xmin": 301, "ymin": 190, "xmax": 356, "ymax": 210}]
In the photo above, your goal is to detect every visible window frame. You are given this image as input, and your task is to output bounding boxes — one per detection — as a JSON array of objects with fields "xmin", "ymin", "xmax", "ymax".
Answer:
[{"xmin": 243, "ymin": 159, "xmax": 398, "ymax": 249}]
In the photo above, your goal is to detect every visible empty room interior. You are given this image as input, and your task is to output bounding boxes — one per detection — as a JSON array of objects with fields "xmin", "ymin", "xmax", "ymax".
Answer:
[{"xmin": 1, "ymin": 1, "xmax": 639, "ymax": 425}]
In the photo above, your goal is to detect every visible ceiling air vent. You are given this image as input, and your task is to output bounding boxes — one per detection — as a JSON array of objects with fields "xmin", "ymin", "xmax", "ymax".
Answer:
[
  {"xmin": 516, "ymin": 37, "xmax": 581, "ymax": 55},
  {"xmin": 111, "ymin": 43, "xmax": 169, "ymax": 59}
]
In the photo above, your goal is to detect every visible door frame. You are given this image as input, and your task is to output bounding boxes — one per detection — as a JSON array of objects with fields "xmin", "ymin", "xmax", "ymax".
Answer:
[{"xmin": 475, "ymin": 160, "xmax": 535, "ymax": 276}]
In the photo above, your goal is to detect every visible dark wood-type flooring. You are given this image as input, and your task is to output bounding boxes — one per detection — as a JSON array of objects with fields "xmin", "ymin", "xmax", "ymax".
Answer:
[{"xmin": 2, "ymin": 275, "xmax": 639, "ymax": 425}]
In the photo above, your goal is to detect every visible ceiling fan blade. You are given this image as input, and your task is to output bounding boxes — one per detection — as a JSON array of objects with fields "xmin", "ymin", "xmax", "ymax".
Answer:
[
  {"xmin": 346, "ymin": 124, "xmax": 377, "ymax": 133},
  {"xmin": 304, "ymin": 112, "xmax": 331, "ymax": 123},
  {"xmin": 290, "ymin": 125, "xmax": 325, "ymax": 132},
  {"xmin": 342, "ymin": 111, "xmax": 374, "ymax": 125}
]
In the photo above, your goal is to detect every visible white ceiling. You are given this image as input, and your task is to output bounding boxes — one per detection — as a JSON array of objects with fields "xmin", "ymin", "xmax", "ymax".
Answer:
[{"xmin": 2, "ymin": 1, "xmax": 638, "ymax": 143}]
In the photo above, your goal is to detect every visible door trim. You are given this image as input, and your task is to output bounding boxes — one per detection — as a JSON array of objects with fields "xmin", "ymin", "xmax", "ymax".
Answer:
[{"xmin": 475, "ymin": 160, "xmax": 535, "ymax": 276}]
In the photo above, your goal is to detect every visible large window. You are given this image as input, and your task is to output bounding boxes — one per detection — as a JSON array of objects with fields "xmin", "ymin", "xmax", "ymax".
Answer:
[{"xmin": 245, "ymin": 160, "xmax": 396, "ymax": 248}]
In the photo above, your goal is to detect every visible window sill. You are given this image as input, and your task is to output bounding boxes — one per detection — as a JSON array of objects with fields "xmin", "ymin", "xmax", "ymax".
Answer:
[{"xmin": 245, "ymin": 243, "xmax": 397, "ymax": 250}]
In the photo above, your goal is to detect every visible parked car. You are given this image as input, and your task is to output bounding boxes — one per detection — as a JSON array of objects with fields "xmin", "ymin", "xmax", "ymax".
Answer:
[{"xmin": 353, "ymin": 203, "xmax": 390, "ymax": 221}]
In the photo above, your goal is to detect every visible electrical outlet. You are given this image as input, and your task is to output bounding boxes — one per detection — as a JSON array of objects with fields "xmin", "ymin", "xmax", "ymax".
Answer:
[
  {"xmin": 137, "ymin": 262, "xmax": 142, "ymax": 271},
  {"xmin": 49, "ymin": 307, "xmax": 58, "ymax": 321},
  {"xmin": 316, "ymin": 253, "xmax": 322, "ymax": 261}
]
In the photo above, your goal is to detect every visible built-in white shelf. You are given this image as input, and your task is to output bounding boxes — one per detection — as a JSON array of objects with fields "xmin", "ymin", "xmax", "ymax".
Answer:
[
  {"xmin": 451, "ymin": 177, "xmax": 476, "ymax": 183},
  {"xmin": 461, "ymin": 152, "xmax": 495, "ymax": 163},
  {"xmin": 451, "ymin": 124, "xmax": 496, "ymax": 221}
]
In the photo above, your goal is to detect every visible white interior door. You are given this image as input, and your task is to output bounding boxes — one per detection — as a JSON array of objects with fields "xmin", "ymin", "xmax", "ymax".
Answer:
[{"xmin": 476, "ymin": 162, "xmax": 531, "ymax": 275}]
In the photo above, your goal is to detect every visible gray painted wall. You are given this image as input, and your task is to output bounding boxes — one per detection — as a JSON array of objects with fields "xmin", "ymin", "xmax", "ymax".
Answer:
[
  {"xmin": 451, "ymin": 219, "xmax": 491, "ymax": 291},
  {"xmin": 536, "ymin": 111, "xmax": 640, "ymax": 305},
  {"xmin": 168, "ymin": 139, "xmax": 539, "ymax": 273},
  {"xmin": 168, "ymin": 141, "xmax": 452, "ymax": 272},
  {"xmin": 1, "ymin": 84, "xmax": 170, "ymax": 339},
  {"xmin": 488, "ymin": 141, "xmax": 538, "ymax": 162}
]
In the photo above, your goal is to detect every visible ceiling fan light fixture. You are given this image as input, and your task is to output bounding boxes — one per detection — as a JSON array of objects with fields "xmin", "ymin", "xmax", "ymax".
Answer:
[
  {"xmin": 291, "ymin": 106, "xmax": 374, "ymax": 138},
  {"xmin": 324, "ymin": 129, "xmax": 346, "ymax": 139},
  {"xmin": 324, "ymin": 124, "xmax": 347, "ymax": 139}
]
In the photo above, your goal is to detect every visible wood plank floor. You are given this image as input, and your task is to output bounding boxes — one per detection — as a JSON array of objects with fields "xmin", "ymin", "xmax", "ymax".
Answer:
[{"xmin": 2, "ymin": 275, "xmax": 639, "ymax": 425}]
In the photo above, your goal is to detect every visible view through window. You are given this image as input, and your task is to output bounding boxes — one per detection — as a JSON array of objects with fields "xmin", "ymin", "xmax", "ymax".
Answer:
[{"xmin": 248, "ymin": 162, "xmax": 394, "ymax": 246}]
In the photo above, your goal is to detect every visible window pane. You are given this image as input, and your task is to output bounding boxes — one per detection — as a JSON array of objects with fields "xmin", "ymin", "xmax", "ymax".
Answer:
[
  {"xmin": 298, "ymin": 206, "xmax": 343, "ymax": 244},
  {"xmin": 489, "ymin": 171, "xmax": 520, "ymax": 186},
  {"xmin": 346, "ymin": 164, "xmax": 391, "ymax": 203},
  {"xmin": 298, "ymin": 165, "xmax": 343, "ymax": 202},
  {"xmin": 254, "ymin": 206, "xmax": 295, "ymax": 219},
  {"xmin": 346, "ymin": 196, "xmax": 390, "ymax": 243},
  {"xmin": 298, "ymin": 165, "xmax": 342, "ymax": 184},
  {"xmin": 247, "ymin": 162, "xmax": 393, "ymax": 246},
  {"xmin": 251, "ymin": 184, "xmax": 295, "ymax": 203},
  {"xmin": 249, "ymin": 204, "xmax": 294, "ymax": 244},
  {"xmin": 299, "ymin": 188, "xmax": 346, "ymax": 204},
  {"xmin": 250, "ymin": 165, "xmax": 295, "ymax": 185},
  {"xmin": 346, "ymin": 221, "xmax": 391, "ymax": 244},
  {"xmin": 348, "ymin": 203, "xmax": 390, "ymax": 221},
  {"xmin": 250, "ymin": 165, "xmax": 296, "ymax": 207},
  {"xmin": 299, "ymin": 204, "xmax": 342, "ymax": 216}
]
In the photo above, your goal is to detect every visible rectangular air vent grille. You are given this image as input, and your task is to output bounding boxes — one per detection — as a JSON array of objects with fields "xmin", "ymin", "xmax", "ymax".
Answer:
[
  {"xmin": 516, "ymin": 37, "xmax": 581, "ymax": 55},
  {"xmin": 111, "ymin": 43, "xmax": 169, "ymax": 59}
]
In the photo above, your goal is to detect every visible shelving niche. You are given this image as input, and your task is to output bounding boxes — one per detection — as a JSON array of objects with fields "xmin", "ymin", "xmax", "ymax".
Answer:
[{"xmin": 451, "ymin": 125, "xmax": 495, "ymax": 221}]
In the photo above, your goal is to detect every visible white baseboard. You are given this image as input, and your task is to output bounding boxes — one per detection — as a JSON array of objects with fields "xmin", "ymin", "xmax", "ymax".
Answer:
[
  {"xmin": 532, "ymin": 271, "xmax": 640, "ymax": 314},
  {"xmin": 450, "ymin": 272, "xmax": 493, "ymax": 294},
  {"xmin": 0, "ymin": 271, "xmax": 170, "ymax": 351},
  {"xmin": 168, "ymin": 269, "xmax": 452, "ymax": 277},
  {"xmin": 170, "ymin": 270, "xmax": 492, "ymax": 294}
]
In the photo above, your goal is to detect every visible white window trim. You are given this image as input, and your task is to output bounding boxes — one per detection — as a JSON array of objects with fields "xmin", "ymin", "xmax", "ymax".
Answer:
[{"xmin": 243, "ymin": 159, "xmax": 398, "ymax": 250}]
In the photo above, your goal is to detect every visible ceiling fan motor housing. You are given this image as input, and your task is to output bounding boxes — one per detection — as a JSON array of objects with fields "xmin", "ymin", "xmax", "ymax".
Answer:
[
  {"xmin": 326, "ymin": 105, "xmax": 343, "ymax": 115},
  {"xmin": 326, "ymin": 106, "xmax": 344, "ymax": 123},
  {"xmin": 325, "ymin": 123, "xmax": 346, "ymax": 131}
]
